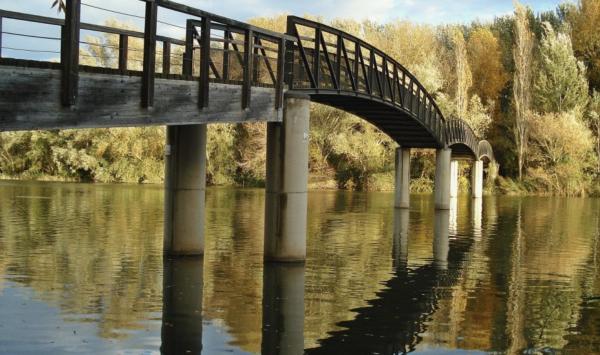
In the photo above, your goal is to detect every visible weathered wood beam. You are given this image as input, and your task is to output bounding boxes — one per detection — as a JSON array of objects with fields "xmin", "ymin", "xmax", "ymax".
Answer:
[
  {"xmin": 183, "ymin": 20, "xmax": 194, "ymax": 76},
  {"xmin": 198, "ymin": 17, "xmax": 211, "ymax": 108},
  {"xmin": 162, "ymin": 41, "xmax": 171, "ymax": 74},
  {"xmin": 118, "ymin": 34, "xmax": 128, "ymax": 71},
  {"xmin": 0, "ymin": 17, "xmax": 3, "ymax": 58},
  {"xmin": 141, "ymin": 0, "xmax": 158, "ymax": 108},
  {"xmin": 0, "ymin": 66, "xmax": 282, "ymax": 131},
  {"xmin": 242, "ymin": 29, "xmax": 254, "ymax": 109},
  {"xmin": 60, "ymin": 0, "xmax": 81, "ymax": 107}
]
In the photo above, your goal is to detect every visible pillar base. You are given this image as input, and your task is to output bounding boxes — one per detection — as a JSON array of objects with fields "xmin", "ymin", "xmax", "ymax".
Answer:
[
  {"xmin": 472, "ymin": 160, "xmax": 484, "ymax": 198},
  {"xmin": 164, "ymin": 124, "xmax": 207, "ymax": 256},
  {"xmin": 264, "ymin": 97, "xmax": 310, "ymax": 262},
  {"xmin": 434, "ymin": 148, "xmax": 452, "ymax": 210},
  {"xmin": 394, "ymin": 147, "xmax": 411, "ymax": 209}
]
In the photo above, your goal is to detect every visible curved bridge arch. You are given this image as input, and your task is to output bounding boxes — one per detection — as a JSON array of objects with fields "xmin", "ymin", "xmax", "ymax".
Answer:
[{"xmin": 286, "ymin": 16, "xmax": 493, "ymax": 161}]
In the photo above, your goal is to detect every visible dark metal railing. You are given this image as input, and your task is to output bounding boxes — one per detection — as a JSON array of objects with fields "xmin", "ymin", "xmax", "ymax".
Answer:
[
  {"xmin": 445, "ymin": 119, "xmax": 480, "ymax": 158},
  {"xmin": 285, "ymin": 16, "xmax": 446, "ymax": 145}
]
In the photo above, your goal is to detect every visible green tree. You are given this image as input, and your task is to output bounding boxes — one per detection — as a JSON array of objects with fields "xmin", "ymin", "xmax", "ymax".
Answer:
[
  {"xmin": 513, "ymin": 1, "xmax": 535, "ymax": 180},
  {"xmin": 568, "ymin": 0, "xmax": 600, "ymax": 91},
  {"xmin": 587, "ymin": 91, "xmax": 600, "ymax": 175},
  {"xmin": 534, "ymin": 22, "xmax": 589, "ymax": 113}
]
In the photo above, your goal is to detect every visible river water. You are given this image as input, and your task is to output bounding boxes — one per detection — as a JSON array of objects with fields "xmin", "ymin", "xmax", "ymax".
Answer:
[{"xmin": 0, "ymin": 180, "xmax": 599, "ymax": 354}]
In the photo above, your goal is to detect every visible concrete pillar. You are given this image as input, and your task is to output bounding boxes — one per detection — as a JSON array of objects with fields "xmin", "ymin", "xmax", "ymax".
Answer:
[
  {"xmin": 434, "ymin": 148, "xmax": 452, "ymax": 210},
  {"xmin": 264, "ymin": 96, "xmax": 310, "ymax": 262},
  {"xmin": 433, "ymin": 210, "xmax": 449, "ymax": 270},
  {"xmin": 261, "ymin": 263, "xmax": 305, "ymax": 355},
  {"xmin": 394, "ymin": 147, "xmax": 411, "ymax": 209},
  {"xmin": 472, "ymin": 197, "xmax": 483, "ymax": 240},
  {"xmin": 161, "ymin": 257, "xmax": 204, "ymax": 354},
  {"xmin": 392, "ymin": 208, "xmax": 409, "ymax": 268},
  {"xmin": 472, "ymin": 159, "xmax": 484, "ymax": 198},
  {"xmin": 164, "ymin": 125, "xmax": 207, "ymax": 256},
  {"xmin": 450, "ymin": 160, "xmax": 459, "ymax": 198},
  {"xmin": 449, "ymin": 197, "xmax": 458, "ymax": 236}
]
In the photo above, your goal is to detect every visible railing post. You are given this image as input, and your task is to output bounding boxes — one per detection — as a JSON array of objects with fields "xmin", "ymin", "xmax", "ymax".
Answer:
[
  {"xmin": 313, "ymin": 27, "xmax": 320, "ymax": 89},
  {"xmin": 242, "ymin": 29, "xmax": 254, "ymax": 109},
  {"xmin": 142, "ymin": 0, "xmax": 157, "ymax": 108},
  {"xmin": 198, "ymin": 17, "xmax": 211, "ymax": 108},
  {"xmin": 353, "ymin": 42, "xmax": 359, "ymax": 90},
  {"xmin": 61, "ymin": 0, "xmax": 81, "ymax": 107},
  {"xmin": 118, "ymin": 34, "xmax": 128, "ymax": 71},
  {"xmin": 0, "ymin": 17, "xmax": 3, "ymax": 58},
  {"xmin": 252, "ymin": 35, "xmax": 260, "ymax": 83},
  {"xmin": 163, "ymin": 41, "xmax": 171, "ymax": 75},
  {"xmin": 275, "ymin": 38, "xmax": 285, "ymax": 109},
  {"xmin": 222, "ymin": 30, "xmax": 230, "ymax": 81},
  {"xmin": 183, "ymin": 20, "xmax": 194, "ymax": 76},
  {"xmin": 368, "ymin": 49, "xmax": 375, "ymax": 96},
  {"xmin": 285, "ymin": 21, "xmax": 295, "ymax": 90},
  {"xmin": 335, "ymin": 34, "xmax": 342, "ymax": 92}
]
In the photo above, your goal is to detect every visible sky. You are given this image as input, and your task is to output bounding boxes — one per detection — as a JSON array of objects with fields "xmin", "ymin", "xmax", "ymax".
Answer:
[{"xmin": 0, "ymin": 0, "xmax": 569, "ymax": 61}]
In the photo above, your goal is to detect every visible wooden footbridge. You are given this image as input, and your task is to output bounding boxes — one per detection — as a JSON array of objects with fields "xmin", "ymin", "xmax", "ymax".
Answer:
[{"xmin": 0, "ymin": 0, "xmax": 494, "ymax": 261}]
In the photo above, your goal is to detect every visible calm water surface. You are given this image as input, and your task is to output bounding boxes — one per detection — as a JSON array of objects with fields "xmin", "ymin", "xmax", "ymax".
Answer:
[{"xmin": 0, "ymin": 180, "xmax": 599, "ymax": 354}]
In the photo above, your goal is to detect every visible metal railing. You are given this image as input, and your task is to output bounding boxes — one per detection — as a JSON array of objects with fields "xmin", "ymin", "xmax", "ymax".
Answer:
[{"xmin": 285, "ymin": 16, "xmax": 446, "ymax": 145}]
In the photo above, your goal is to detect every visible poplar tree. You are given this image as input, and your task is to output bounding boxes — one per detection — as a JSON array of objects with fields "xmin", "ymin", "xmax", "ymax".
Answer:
[
  {"xmin": 534, "ymin": 22, "xmax": 589, "ymax": 114},
  {"xmin": 512, "ymin": 1, "xmax": 534, "ymax": 180}
]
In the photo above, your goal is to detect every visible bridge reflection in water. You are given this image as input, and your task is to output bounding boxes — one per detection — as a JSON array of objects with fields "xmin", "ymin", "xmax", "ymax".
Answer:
[
  {"xmin": 0, "ymin": 0, "xmax": 496, "ymax": 263},
  {"xmin": 160, "ymin": 202, "xmax": 467, "ymax": 354},
  {"xmin": 1, "ymin": 183, "xmax": 600, "ymax": 353}
]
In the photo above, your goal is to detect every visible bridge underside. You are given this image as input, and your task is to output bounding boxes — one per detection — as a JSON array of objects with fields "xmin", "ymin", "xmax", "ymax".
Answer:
[
  {"xmin": 308, "ymin": 93, "xmax": 442, "ymax": 149},
  {"xmin": 0, "ymin": 62, "xmax": 282, "ymax": 132}
]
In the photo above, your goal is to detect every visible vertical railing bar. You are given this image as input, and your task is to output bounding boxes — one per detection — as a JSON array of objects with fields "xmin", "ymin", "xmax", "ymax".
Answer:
[
  {"xmin": 162, "ymin": 40, "xmax": 171, "ymax": 75},
  {"xmin": 198, "ymin": 16, "xmax": 211, "ymax": 108},
  {"xmin": 223, "ymin": 29, "xmax": 230, "ymax": 81},
  {"xmin": 61, "ymin": 0, "xmax": 81, "ymax": 107},
  {"xmin": 335, "ymin": 34, "xmax": 342, "ymax": 92},
  {"xmin": 141, "ymin": 0, "xmax": 157, "ymax": 108},
  {"xmin": 183, "ymin": 20, "xmax": 195, "ymax": 77},
  {"xmin": 313, "ymin": 27, "xmax": 321, "ymax": 90},
  {"xmin": 353, "ymin": 42, "xmax": 359, "ymax": 91},
  {"xmin": 252, "ymin": 34, "xmax": 259, "ymax": 83},
  {"xmin": 368, "ymin": 49, "xmax": 375, "ymax": 96},
  {"xmin": 242, "ymin": 29, "xmax": 254, "ymax": 109},
  {"xmin": 392, "ymin": 63, "xmax": 398, "ymax": 104},
  {"xmin": 0, "ymin": 17, "xmax": 3, "ymax": 58},
  {"xmin": 275, "ymin": 37, "xmax": 285, "ymax": 109},
  {"xmin": 118, "ymin": 34, "xmax": 128, "ymax": 72}
]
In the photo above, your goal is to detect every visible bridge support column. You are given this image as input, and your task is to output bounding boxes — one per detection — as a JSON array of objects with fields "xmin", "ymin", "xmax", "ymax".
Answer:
[
  {"xmin": 394, "ymin": 147, "xmax": 411, "ymax": 209},
  {"xmin": 164, "ymin": 124, "xmax": 207, "ymax": 256},
  {"xmin": 434, "ymin": 148, "xmax": 452, "ymax": 210},
  {"xmin": 449, "ymin": 160, "xmax": 459, "ymax": 198},
  {"xmin": 472, "ymin": 160, "xmax": 484, "ymax": 198},
  {"xmin": 264, "ymin": 96, "xmax": 310, "ymax": 262},
  {"xmin": 261, "ymin": 263, "xmax": 305, "ymax": 354}
]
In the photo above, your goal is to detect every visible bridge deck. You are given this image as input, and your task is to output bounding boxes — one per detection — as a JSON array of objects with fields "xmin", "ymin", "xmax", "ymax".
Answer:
[{"xmin": 0, "ymin": 60, "xmax": 281, "ymax": 131}]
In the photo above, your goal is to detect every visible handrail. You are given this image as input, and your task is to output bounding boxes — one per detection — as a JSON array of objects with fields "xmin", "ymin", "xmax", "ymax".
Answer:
[
  {"xmin": 286, "ymin": 16, "xmax": 448, "ymax": 147},
  {"xmin": 0, "ymin": 9, "xmax": 184, "ymax": 45}
]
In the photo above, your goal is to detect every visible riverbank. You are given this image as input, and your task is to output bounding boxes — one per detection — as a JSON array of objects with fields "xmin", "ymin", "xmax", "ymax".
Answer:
[{"xmin": 2, "ymin": 173, "xmax": 598, "ymax": 197}]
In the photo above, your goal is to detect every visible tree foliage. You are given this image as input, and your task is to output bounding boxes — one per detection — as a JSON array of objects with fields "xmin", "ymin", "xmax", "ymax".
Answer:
[
  {"xmin": 534, "ymin": 22, "xmax": 589, "ymax": 113},
  {"xmin": 512, "ymin": 1, "xmax": 535, "ymax": 180}
]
